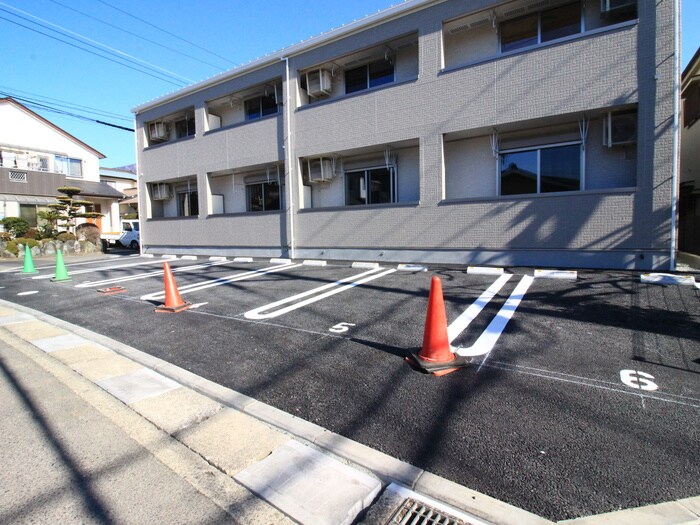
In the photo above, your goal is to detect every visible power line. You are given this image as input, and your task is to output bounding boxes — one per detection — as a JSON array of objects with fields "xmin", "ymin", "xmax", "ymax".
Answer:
[
  {"xmin": 11, "ymin": 96, "xmax": 134, "ymax": 132},
  {"xmin": 95, "ymin": 0, "xmax": 237, "ymax": 68},
  {"xmin": 0, "ymin": 2, "xmax": 194, "ymax": 84},
  {"xmin": 0, "ymin": 12, "xmax": 184, "ymax": 87},
  {"xmin": 48, "ymin": 0, "xmax": 229, "ymax": 72},
  {"xmin": 0, "ymin": 86, "xmax": 132, "ymax": 123}
]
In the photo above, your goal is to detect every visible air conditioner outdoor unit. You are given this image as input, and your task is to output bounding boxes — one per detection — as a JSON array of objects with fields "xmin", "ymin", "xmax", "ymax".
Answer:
[
  {"xmin": 601, "ymin": 0, "xmax": 635, "ymax": 13},
  {"xmin": 306, "ymin": 69, "xmax": 332, "ymax": 98},
  {"xmin": 604, "ymin": 111, "xmax": 637, "ymax": 147},
  {"xmin": 152, "ymin": 183, "xmax": 173, "ymax": 200},
  {"xmin": 307, "ymin": 158, "xmax": 335, "ymax": 183},
  {"xmin": 148, "ymin": 121, "xmax": 169, "ymax": 142}
]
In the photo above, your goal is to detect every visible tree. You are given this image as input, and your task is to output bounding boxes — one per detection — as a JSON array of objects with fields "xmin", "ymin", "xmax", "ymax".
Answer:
[
  {"xmin": 47, "ymin": 186, "xmax": 103, "ymax": 235},
  {"xmin": 1, "ymin": 217, "xmax": 30, "ymax": 237}
]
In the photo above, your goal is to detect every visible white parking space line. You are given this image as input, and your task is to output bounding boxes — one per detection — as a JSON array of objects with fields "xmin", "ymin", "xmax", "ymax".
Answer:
[
  {"xmin": 447, "ymin": 274, "xmax": 513, "ymax": 343},
  {"xmin": 139, "ymin": 263, "xmax": 303, "ymax": 301},
  {"xmin": 640, "ymin": 273, "xmax": 696, "ymax": 286},
  {"xmin": 31, "ymin": 257, "xmax": 171, "ymax": 280},
  {"xmin": 244, "ymin": 267, "xmax": 397, "ymax": 320},
  {"xmin": 0, "ymin": 254, "xmax": 141, "ymax": 273},
  {"xmin": 453, "ymin": 275, "xmax": 534, "ymax": 359},
  {"xmin": 75, "ymin": 259, "xmax": 231, "ymax": 288}
]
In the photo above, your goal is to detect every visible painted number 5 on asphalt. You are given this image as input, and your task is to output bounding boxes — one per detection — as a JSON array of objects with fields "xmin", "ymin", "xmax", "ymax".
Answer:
[
  {"xmin": 329, "ymin": 322, "xmax": 356, "ymax": 333},
  {"xmin": 620, "ymin": 370, "xmax": 659, "ymax": 391}
]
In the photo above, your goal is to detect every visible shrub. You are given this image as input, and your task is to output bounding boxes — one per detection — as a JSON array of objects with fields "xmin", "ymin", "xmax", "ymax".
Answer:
[
  {"xmin": 0, "ymin": 232, "xmax": 12, "ymax": 242},
  {"xmin": 37, "ymin": 225, "xmax": 57, "ymax": 239},
  {"xmin": 2, "ymin": 239, "xmax": 38, "ymax": 256},
  {"xmin": 1, "ymin": 217, "xmax": 30, "ymax": 237},
  {"xmin": 15, "ymin": 238, "xmax": 40, "ymax": 249},
  {"xmin": 56, "ymin": 232, "xmax": 76, "ymax": 242},
  {"xmin": 25, "ymin": 227, "xmax": 39, "ymax": 240}
]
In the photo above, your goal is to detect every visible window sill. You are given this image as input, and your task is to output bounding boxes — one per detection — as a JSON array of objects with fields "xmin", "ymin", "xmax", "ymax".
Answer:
[
  {"xmin": 147, "ymin": 215, "xmax": 200, "ymax": 221},
  {"xmin": 299, "ymin": 201, "xmax": 419, "ymax": 212},
  {"xmin": 439, "ymin": 187, "xmax": 637, "ymax": 205},
  {"xmin": 206, "ymin": 210, "xmax": 282, "ymax": 218},
  {"xmin": 143, "ymin": 134, "xmax": 196, "ymax": 151},
  {"xmin": 441, "ymin": 19, "xmax": 638, "ymax": 76},
  {"xmin": 203, "ymin": 113, "xmax": 281, "ymax": 137},
  {"xmin": 296, "ymin": 77, "xmax": 418, "ymax": 113}
]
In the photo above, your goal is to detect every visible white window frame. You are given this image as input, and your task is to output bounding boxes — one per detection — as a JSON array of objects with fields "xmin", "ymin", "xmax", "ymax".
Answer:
[
  {"xmin": 344, "ymin": 59, "xmax": 396, "ymax": 95},
  {"xmin": 245, "ymin": 181, "xmax": 281, "ymax": 212},
  {"xmin": 344, "ymin": 165, "xmax": 397, "ymax": 206},
  {"xmin": 497, "ymin": 140, "xmax": 584, "ymax": 195},
  {"xmin": 9, "ymin": 170, "xmax": 27, "ymax": 183},
  {"xmin": 54, "ymin": 155, "xmax": 83, "ymax": 178}
]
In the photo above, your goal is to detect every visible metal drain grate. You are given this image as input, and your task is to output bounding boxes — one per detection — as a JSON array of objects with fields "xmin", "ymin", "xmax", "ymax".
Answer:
[{"xmin": 386, "ymin": 498, "xmax": 468, "ymax": 525}]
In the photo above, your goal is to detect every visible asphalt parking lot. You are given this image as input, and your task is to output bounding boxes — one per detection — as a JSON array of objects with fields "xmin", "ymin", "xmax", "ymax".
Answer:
[{"xmin": 1, "ymin": 252, "xmax": 698, "ymax": 521}]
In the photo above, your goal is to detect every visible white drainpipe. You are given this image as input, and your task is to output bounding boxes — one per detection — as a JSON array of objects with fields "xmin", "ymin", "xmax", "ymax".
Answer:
[{"xmin": 282, "ymin": 56, "xmax": 296, "ymax": 259}]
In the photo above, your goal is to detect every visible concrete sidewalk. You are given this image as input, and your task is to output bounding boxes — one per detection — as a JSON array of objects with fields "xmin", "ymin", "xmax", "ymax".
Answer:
[{"xmin": 0, "ymin": 299, "xmax": 697, "ymax": 525}]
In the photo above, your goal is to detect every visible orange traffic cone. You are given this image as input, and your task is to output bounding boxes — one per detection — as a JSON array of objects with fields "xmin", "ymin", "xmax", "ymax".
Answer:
[
  {"xmin": 406, "ymin": 276, "xmax": 469, "ymax": 376},
  {"xmin": 155, "ymin": 262, "xmax": 191, "ymax": 313}
]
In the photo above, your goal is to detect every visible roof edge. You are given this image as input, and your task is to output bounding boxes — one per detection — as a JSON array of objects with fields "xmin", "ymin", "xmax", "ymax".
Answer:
[
  {"xmin": 131, "ymin": 0, "xmax": 444, "ymax": 115},
  {"xmin": 682, "ymin": 46, "xmax": 700, "ymax": 88},
  {"xmin": 0, "ymin": 97, "xmax": 106, "ymax": 159}
]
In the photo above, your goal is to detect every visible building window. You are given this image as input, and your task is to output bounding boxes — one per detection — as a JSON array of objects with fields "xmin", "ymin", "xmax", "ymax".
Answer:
[
  {"xmin": 345, "ymin": 167, "xmax": 395, "ymax": 205},
  {"xmin": 500, "ymin": 143, "xmax": 581, "ymax": 195},
  {"xmin": 345, "ymin": 59, "xmax": 394, "ymax": 94},
  {"xmin": 19, "ymin": 204, "xmax": 38, "ymax": 227},
  {"xmin": 174, "ymin": 115, "xmax": 196, "ymax": 139},
  {"xmin": 9, "ymin": 170, "xmax": 27, "ymax": 183},
  {"xmin": 500, "ymin": 2, "xmax": 581, "ymax": 53},
  {"xmin": 246, "ymin": 182, "xmax": 280, "ymax": 212},
  {"xmin": 245, "ymin": 94, "xmax": 279, "ymax": 120},
  {"xmin": 177, "ymin": 190, "xmax": 198, "ymax": 217},
  {"xmin": 54, "ymin": 155, "xmax": 82, "ymax": 178}
]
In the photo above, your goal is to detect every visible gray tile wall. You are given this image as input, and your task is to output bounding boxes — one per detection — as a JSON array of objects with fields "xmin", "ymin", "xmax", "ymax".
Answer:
[{"xmin": 135, "ymin": 0, "xmax": 676, "ymax": 269}]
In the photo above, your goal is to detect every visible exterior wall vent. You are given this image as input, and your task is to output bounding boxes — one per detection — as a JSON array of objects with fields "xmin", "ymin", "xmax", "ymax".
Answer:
[{"xmin": 9, "ymin": 170, "xmax": 27, "ymax": 183}]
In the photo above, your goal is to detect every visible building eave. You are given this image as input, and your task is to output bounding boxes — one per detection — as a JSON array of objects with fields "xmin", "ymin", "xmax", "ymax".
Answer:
[{"xmin": 131, "ymin": 0, "xmax": 445, "ymax": 115}]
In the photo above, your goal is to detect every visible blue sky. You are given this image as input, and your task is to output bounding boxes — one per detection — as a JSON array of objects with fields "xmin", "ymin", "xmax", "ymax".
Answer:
[{"xmin": 1, "ymin": 1, "xmax": 698, "ymax": 168}]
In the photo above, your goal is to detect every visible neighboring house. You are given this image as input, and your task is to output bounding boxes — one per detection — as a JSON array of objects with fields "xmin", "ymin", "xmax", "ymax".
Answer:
[
  {"xmin": 100, "ymin": 167, "xmax": 138, "ymax": 226},
  {"xmin": 680, "ymin": 47, "xmax": 700, "ymax": 255},
  {"xmin": 133, "ymin": 0, "xmax": 678, "ymax": 270},
  {"xmin": 0, "ymin": 97, "xmax": 125, "ymax": 234}
]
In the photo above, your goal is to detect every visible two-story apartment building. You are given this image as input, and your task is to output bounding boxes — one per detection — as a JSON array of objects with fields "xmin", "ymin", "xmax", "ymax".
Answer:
[
  {"xmin": 0, "ymin": 97, "xmax": 125, "ymax": 234},
  {"xmin": 133, "ymin": 0, "xmax": 679, "ymax": 270}
]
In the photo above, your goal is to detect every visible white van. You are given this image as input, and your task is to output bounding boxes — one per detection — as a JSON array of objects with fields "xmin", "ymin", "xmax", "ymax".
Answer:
[{"xmin": 102, "ymin": 220, "xmax": 140, "ymax": 249}]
